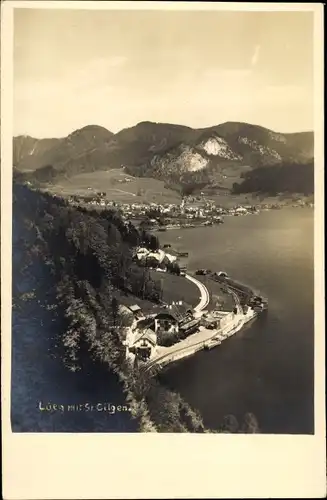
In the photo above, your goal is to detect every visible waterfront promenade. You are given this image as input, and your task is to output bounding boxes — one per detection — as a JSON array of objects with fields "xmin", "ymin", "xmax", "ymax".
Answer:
[
  {"xmin": 142, "ymin": 281, "xmax": 252, "ymax": 373},
  {"xmin": 143, "ymin": 309, "xmax": 255, "ymax": 373}
]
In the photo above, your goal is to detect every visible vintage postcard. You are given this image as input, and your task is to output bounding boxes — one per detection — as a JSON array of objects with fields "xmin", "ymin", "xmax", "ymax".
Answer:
[{"xmin": 1, "ymin": 1, "xmax": 325, "ymax": 499}]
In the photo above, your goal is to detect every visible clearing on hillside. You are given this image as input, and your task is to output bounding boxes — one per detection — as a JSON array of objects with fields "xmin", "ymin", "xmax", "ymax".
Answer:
[{"xmin": 45, "ymin": 169, "xmax": 181, "ymax": 204}]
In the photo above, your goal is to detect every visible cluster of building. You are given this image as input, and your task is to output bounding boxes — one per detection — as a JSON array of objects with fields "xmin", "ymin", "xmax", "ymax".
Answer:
[
  {"xmin": 201, "ymin": 309, "xmax": 238, "ymax": 329},
  {"xmin": 121, "ymin": 199, "xmax": 266, "ymax": 228},
  {"xmin": 122, "ymin": 302, "xmax": 200, "ymax": 362},
  {"xmin": 124, "ymin": 200, "xmax": 225, "ymax": 230},
  {"xmin": 66, "ymin": 194, "xmax": 252, "ymax": 220},
  {"xmin": 134, "ymin": 246, "xmax": 178, "ymax": 267},
  {"xmin": 66, "ymin": 193, "xmax": 115, "ymax": 208},
  {"xmin": 64, "ymin": 190, "xmax": 314, "ymax": 228},
  {"xmin": 120, "ymin": 301, "xmax": 239, "ymax": 364},
  {"xmin": 62, "ymin": 191, "xmax": 314, "ymax": 242}
]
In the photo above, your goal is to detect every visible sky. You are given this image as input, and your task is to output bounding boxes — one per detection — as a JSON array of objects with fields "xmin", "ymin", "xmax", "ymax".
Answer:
[{"xmin": 13, "ymin": 8, "xmax": 314, "ymax": 138}]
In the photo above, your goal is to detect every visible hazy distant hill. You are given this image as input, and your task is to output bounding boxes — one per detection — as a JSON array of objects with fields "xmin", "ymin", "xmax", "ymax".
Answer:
[
  {"xmin": 13, "ymin": 120, "xmax": 314, "ymax": 194},
  {"xmin": 14, "ymin": 125, "xmax": 115, "ymax": 173},
  {"xmin": 13, "ymin": 135, "xmax": 62, "ymax": 170}
]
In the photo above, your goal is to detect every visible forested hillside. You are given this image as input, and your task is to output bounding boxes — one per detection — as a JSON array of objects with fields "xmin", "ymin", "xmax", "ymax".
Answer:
[{"xmin": 232, "ymin": 161, "xmax": 314, "ymax": 196}]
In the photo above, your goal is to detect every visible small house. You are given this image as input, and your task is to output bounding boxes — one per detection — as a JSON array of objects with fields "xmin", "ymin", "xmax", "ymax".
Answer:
[
  {"xmin": 235, "ymin": 206, "xmax": 247, "ymax": 214},
  {"xmin": 118, "ymin": 305, "xmax": 134, "ymax": 325},
  {"xmin": 128, "ymin": 304, "xmax": 144, "ymax": 320},
  {"xmin": 201, "ymin": 315, "xmax": 219, "ymax": 330},
  {"xmin": 154, "ymin": 303, "xmax": 199, "ymax": 337},
  {"xmin": 146, "ymin": 249, "xmax": 165, "ymax": 264},
  {"xmin": 128, "ymin": 328, "xmax": 157, "ymax": 361},
  {"xmin": 218, "ymin": 311, "xmax": 235, "ymax": 329},
  {"xmin": 136, "ymin": 247, "xmax": 149, "ymax": 255},
  {"xmin": 165, "ymin": 253, "xmax": 177, "ymax": 263},
  {"xmin": 201, "ymin": 311, "xmax": 235, "ymax": 330}
]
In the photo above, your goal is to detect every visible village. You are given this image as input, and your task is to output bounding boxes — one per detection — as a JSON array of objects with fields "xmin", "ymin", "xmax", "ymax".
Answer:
[
  {"xmin": 63, "ymin": 190, "xmax": 313, "ymax": 232},
  {"xmin": 64, "ymin": 191, "xmax": 262, "ymax": 228},
  {"xmin": 116, "ymin": 260, "xmax": 267, "ymax": 372}
]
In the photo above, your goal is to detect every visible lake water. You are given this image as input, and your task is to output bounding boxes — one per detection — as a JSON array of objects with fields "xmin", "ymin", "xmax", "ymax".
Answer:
[{"xmin": 158, "ymin": 208, "xmax": 314, "ymax": 434}]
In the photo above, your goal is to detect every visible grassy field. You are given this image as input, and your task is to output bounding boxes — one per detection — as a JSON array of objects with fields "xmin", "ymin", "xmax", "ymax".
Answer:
[
  {"xmin": 41, "ymin": 166, "xmax": 267, "ymax": 208},
  {"xmin": 112, "ymin": 270, "xmax": 202, "ymax": 314},
  {"xmin": 195, "ymin": 275, "xmax": 235, "ymax": 312},
  {"xmin": 149, "ymin": 270, "xmax": 234, "ymax": 312},
  {"xmin": 46, "ymin": 169, "xmax": 181, "ymax": 205},
  {"xmin": 150, "ymin": 270, "xmax": 201, "ymax": 309},
  {"xmin": 43, "ymin": 167, "xmax": 307, "ymax": 209}
]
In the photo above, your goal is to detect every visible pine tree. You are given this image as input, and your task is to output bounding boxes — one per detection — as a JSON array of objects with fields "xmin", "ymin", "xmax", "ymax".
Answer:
[{"xmin": 111, "ymin": 297, "xmax": 119, "ymax": 327}]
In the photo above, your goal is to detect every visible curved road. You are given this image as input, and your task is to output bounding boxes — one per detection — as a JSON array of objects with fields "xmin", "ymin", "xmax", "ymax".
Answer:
[
  {"xmin": 153, "ymin": 269, "xmax": 210, "ymax": 312},
  {"xmin": 185, "ymin": 274, "xmax": 210, "ymax": 312}
]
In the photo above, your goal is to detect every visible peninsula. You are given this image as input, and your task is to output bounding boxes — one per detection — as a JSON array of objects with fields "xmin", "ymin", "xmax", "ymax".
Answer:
[{"xmin": 123, "ymin": 267, "xmax": 268, "ymax": 374}]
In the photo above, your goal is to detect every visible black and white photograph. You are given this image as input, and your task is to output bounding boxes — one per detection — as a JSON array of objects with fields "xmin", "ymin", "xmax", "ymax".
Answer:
[
  {"xmin": 2, "ymin": 2, "xmax": 325, "ymax": 498},
  {"xmin": 9, "ymin": 5, "xmax": 320, "ymax": 437}
]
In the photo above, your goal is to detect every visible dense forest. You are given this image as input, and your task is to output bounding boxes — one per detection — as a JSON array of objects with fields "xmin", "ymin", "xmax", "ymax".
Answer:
[
  {"xmin": 13, "ymin": 182, "xmax": 260, "ymax": 433},
  {"xmin": 232, "ymin": 161, "xmax": 314, "ymax": 196}
]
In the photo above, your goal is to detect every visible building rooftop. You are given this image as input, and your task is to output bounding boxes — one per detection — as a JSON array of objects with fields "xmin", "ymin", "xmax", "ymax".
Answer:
[
  {"xmin": 137, "ymin": 317, "xmax": 156, "ymax": 330},
  {"xmin": 155, "ymin": 303, "xmax": 193, "ymax": 322},
  {"xmin": 129, "ymin": 304, "xmax": 142, "ymax": 312},
  {"xmin": 131, "ymin": 328, "xmax": 157, "ymax": 346}
]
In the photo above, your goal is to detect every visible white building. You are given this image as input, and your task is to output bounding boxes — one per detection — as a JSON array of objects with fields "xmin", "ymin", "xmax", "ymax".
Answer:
[
  {"xmin": 235, "ymin": 207, "xmax": 247, "ymax": 214},
  {"xmin": 165, "ymin": 253, "xmax": 177, "ymax": 263},
  {"xmin": 126, "ymin": 328, "xmax": 157, "ymax": 362},
  {"xmin": 146, "ymin": 249, "xmax": 165, "ymax": 264}
]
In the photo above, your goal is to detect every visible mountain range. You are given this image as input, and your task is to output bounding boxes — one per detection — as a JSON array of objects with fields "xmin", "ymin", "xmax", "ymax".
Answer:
[{"xmin": 13, "ymin": 121, "xmax": 314, "ymax": 195}]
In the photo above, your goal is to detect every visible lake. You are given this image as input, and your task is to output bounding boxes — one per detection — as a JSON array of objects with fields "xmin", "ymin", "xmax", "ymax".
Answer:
[{"xmin": 157, "ymin": 208, "xmax": 314, "ymax": 434}]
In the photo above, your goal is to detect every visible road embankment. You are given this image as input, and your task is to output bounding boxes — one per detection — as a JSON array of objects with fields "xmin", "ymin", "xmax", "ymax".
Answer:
[{"xmin": 185, "ymin": 274, "xmax": 210, "ymax": 312}]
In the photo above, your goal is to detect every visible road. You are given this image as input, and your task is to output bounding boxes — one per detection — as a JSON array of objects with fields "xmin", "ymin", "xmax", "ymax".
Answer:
[
  {"xmin": 185, "ymin": 274, "xmax": 210, "ymax": 312},
  {"xmin": 152, "ymin": 269, "xmax": 210, "ymax": 312},
  {"xmin": 111, "ymin": 188, "xmax": 136, "ymax": 197}
]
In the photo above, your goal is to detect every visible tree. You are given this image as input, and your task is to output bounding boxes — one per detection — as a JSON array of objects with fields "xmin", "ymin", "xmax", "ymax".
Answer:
[
  {"xmin": 149, "ymin": 234, "xmax": 159, "ymax": 251},
  {"xmin": 131, "ymin": 365, "xmax": 152, "ymax": 400},
  {"xmin": 221, "ymin": 414, "xmax": 239, "ymax": 433},
  {"xmin": 111, "ymin": 297, "xmax": 119, "ymax": 327},
  {"xmin": 140, "ymin": 229, "xmax": 147, "ymax": 245},
  {"xmin": 169, "ymin": 262, "xmax": 180, "ymax": 275},
  {"xmin": 241, "ymin": 412, "xmax": 260, "ymax": 433}
]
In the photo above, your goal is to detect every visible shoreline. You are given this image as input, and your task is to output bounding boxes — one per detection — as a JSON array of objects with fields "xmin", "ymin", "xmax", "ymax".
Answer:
[
  {"xmin": 141, "ymin": 273, "xmax": 261, "ymax": 375},
  {"xmin": 144, "ymin": 307, "xmax": 257, "ymax": 375},
  {"xmin": 150, "ymin": 203, "xmax": 314, "ymax": 232}
]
